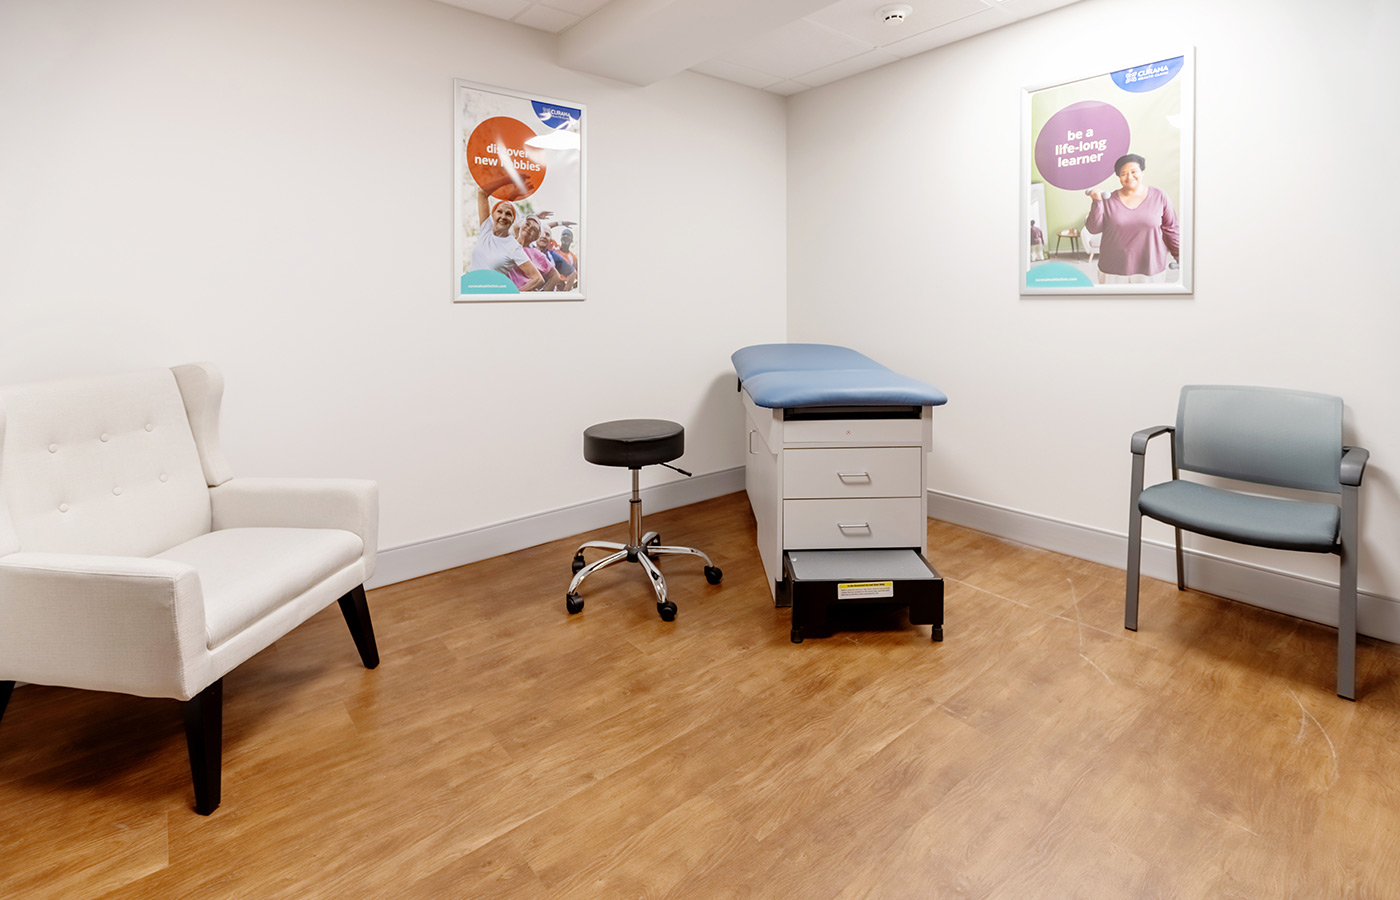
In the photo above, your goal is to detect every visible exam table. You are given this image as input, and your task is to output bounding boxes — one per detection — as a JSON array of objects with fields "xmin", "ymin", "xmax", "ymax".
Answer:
[{"xmin": 731, "ymin": 344, "xmax": 949, "ymax": 642}]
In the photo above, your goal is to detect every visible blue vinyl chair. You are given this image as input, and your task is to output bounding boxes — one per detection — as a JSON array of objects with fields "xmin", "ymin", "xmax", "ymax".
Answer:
[{"xmin": 1125, "ymin": 385, "xmax": 1369, "ymax": 699}]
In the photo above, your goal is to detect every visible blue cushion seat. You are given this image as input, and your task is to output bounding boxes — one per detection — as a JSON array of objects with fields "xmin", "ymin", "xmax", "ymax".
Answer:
[
  {"xmin": 1137, "ymin": 480, "xmax": 1340, "ymax": 553},
  {"xmin": 731, "ymin": 343, "xmax": 947, "ymax": 410}
]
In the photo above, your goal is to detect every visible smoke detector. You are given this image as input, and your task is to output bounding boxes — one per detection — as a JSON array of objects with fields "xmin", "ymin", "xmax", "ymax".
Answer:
[{"xmin": 879, "ymin": 4, "xmax": 912, "ymax": 24}]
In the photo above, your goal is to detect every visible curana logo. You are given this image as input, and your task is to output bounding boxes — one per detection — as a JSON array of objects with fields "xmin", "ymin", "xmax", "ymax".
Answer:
[
  {"xmin": 1123, "ymin": 63, "xmax": 1170, "ymax": 83},
  {"xmin": 532, "ymin": 100, "xmax": 582, "ymax": 129},
  {"xmin": 1111, "ymin": 55, "xmax": 1184, "ymax": 93}
]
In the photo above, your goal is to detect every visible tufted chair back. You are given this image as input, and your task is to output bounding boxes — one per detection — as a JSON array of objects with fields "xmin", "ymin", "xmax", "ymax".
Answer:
[{"xmin": 0, "ymin": 368, "xmax": 214, "ymax": 558}]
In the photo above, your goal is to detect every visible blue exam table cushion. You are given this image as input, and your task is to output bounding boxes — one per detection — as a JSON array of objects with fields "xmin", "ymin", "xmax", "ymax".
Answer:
[
  {"xmin": 732, "ymin": 343, "xmax": 885, "ymax": 380},
  {"xmin": 732, "ymin": 343, "xmax": 948, "ymax": 410},
  {"xmin": 741, "ymin": 369, "xmax": 948, "ymax": 409}
]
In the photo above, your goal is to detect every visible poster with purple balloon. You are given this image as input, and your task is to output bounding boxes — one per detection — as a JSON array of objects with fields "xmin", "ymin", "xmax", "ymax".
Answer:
[{"xmin": 1021, "ymin": 50, "xmax": 1193, "ymax": 295}]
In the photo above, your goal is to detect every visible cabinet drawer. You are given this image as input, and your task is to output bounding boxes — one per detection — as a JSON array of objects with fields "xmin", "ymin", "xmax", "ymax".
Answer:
[
  {"xmin": 782, "ymin": 416, "xmax": 923, "ymax": 445},
  {"xmin": 783, "ymin": 498, "xmax": 924, "ymax": 550},
  {"xmin": 783, "ymin": 447, "xmax": 922, "ymax": 499}
]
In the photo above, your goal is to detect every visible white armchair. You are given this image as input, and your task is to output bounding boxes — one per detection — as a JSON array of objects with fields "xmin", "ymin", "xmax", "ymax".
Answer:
[{"xmin": 0, "ymin": 363, "xmax": 379, "ymax": 814}]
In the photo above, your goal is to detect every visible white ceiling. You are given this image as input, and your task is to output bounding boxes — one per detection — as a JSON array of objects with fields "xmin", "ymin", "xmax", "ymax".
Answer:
[{"xmin": 434, "ymin": 0, "xmax": 1084, "ymax": 95}]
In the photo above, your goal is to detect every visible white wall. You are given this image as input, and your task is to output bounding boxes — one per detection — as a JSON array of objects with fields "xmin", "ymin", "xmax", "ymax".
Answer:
[
  {"xmin": 6, "ymin": 0, "xmax": 1396, "ymax": 631},
  {"xmin": 0, "ymin": 0, "xmax": 787, "ymax": 576},
  {"xmin": 786, "ymin": 0, "xmax": 1400, "ymax": 627}
]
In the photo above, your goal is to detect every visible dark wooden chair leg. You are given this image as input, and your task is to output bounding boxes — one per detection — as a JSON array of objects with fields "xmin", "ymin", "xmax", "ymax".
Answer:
[
  {"xmin": 183, "ymin": 679, "xmax": 223, "ymax": 815},
  {"xmin": 338, "ymin": 584, "xmax": 380, "ymax": 669},
  {"xmin": 0, "ymin": 680, "xmax": 15, "ymax": 726}
]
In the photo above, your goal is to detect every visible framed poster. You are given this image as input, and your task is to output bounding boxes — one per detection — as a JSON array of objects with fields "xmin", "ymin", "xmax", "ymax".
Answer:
[
  {"xmin": 1021, "ymin": 50, "xmax": 1193, "ymax": 296},
  {"xmin": 454, "ymin": 79, "xmax": 585, "ymax": 302}
]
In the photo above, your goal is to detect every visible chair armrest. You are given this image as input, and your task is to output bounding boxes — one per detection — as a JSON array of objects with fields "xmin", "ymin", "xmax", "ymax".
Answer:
[
  {"xmin": 0, "ymin": 553, "xmax": 210, "ymax": 699},
  {"xmin": 1341, "ymin": 446, "xmax": 1369, "ymax": 487},
  {"xmin": 209, "ymin": 478, "xmax": 378, "ymax": 578},
  {"xmin": 1131, "ymin": 425, "xmax": 1174, "ymax": 455}
]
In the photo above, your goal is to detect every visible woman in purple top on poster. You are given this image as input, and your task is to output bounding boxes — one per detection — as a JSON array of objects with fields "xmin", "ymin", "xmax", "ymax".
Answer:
[
  {"xmin": 1083, "ymin": 153, "xmax": 1180, "ymax": 284},
  {"xmin": 510, "ymin": 215, "xmax": 562, "ymax": 292}
]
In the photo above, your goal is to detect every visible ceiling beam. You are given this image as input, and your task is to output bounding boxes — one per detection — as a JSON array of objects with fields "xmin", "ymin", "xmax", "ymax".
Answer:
[{"xmin": 558, "ymin": 0, "xmax": 839, "ymax": 86}]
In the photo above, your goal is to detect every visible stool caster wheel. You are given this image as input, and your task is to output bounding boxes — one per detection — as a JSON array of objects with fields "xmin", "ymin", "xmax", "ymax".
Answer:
[
  {"xmin": 657, "ymin": 601, "xmax": 677, "ymax": 622},
  {"xmin": 931, "ymin": 626, "xmax": 943, "ymax": 642},
  {"xmin": 704, "ymin": 565, "xmax": 722, "ymax": 585},
  {"xmin": 571, "ymin": 554, "xmax": 586, "ymax": 575},
  {"xmin": 791, "ymin": 627, "xmax": 803, "ymax": 644},
  {"xmin": 566, "ymin": 592, "xmax": 584, "ymax": 614}
]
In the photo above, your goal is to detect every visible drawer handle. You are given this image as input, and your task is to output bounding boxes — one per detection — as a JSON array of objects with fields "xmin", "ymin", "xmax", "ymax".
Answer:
[
  {"xmin": 837, "ymin": 471, "xmax": 871, "ymax": 483},
  {"xmin": 837, "ymin": 522, "xmax": 872, "ymax": 532}
]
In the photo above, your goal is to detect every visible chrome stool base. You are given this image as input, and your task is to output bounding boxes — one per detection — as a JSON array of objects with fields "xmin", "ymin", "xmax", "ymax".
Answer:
[{"xmin": 566, "ymin": 469, "xmax": 721, "ymax": 620}]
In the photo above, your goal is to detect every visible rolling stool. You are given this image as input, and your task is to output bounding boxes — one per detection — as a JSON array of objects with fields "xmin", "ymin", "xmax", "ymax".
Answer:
[{"xmin": 566, "ymin": 419, "xmax": 722, "ymax": 620}]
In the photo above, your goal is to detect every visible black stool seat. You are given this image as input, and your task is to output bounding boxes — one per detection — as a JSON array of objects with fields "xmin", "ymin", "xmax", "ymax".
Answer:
[{"xmin": 584, "ymin": 419, "xmax": 684, "ymax": 468}]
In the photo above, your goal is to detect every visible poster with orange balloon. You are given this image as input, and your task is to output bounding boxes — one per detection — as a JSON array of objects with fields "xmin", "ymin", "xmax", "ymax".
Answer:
[{"xmin": 454, "ymin": 80, "xmax": 584, "ymax": 302}]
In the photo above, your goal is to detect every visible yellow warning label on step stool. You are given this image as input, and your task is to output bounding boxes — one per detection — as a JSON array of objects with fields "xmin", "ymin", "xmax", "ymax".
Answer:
[{"xmin": 836, "ymin": 580, "xmax": 894, "ymax": 600}]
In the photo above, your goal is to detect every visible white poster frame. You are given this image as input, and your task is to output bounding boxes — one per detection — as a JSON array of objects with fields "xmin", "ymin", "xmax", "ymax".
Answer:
[
  {"xmin": 454, "ymin": 79, "xmax": 586, "ymax": 303},
  {"xmin": 1020, "ymin": 49, "xmax": 1194, "ymax": 297}
]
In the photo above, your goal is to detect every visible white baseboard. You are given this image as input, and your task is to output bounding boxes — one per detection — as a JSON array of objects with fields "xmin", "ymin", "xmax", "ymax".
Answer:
[
  {"xmin": 369, "ymin": 475, "xmax": 1399, "ymax": 645},
  {"xmin": 926, "ymin": 489, "xmax": 1400, "ymax": 645},
  {"xmin": 368, "ymin": 467, "xmax": 746, "ymax": 590}
]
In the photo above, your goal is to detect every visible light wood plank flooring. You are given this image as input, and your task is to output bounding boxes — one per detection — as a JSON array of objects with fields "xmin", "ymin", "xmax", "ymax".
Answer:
[{"xmin": 2, "ymin": 491, "xmax": 1399, "ymax": 899}]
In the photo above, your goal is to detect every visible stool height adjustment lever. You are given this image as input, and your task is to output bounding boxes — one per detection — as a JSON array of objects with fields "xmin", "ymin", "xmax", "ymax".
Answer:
[{"xmin": 660, "ymin": 462, "xmax": 693, "ymax": 477}]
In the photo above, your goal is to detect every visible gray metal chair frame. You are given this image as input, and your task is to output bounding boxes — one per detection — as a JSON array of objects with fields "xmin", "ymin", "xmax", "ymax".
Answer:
[{"xmin": 1125, "ymin": 385, "xmax": 1369, "ymax": 699}]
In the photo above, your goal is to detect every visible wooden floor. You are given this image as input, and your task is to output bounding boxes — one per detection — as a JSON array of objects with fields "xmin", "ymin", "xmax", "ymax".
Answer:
[{"xmin": 3, "ymin": 491, "xmax": 1400, "ymax": 899}]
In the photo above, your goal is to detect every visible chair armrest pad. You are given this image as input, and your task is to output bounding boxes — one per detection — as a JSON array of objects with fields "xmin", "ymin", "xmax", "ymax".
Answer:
[
  {"xmin": 209, "ymin": 478, "xmax": 378, "ymax": 578},
  {"xmin": 1131, "ymin": 425, "xmax": 1174, "ymax": 455},
  {"xmin": 0, "ymin": 553, "xmax": 209, "ymax": 698},
  {"xmin": 1341, "ymin": 446, "xmax": 1369, "ymax": 487}
]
